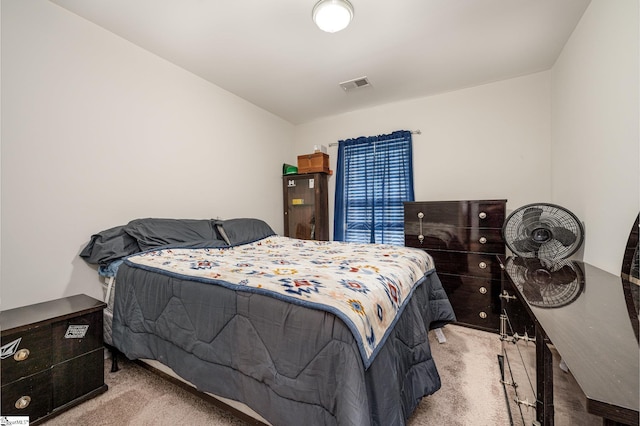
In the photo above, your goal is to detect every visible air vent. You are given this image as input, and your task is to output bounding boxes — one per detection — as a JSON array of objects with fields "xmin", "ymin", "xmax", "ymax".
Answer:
[{"xmin": 339, "ymin": 76, "xmax": 371, "ymax": 92}]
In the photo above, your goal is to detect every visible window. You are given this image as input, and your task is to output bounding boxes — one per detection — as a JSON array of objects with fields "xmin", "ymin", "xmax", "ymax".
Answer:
[{"xmin": 333, "ymin": 130, "xmax": 414, "ymax": 245}]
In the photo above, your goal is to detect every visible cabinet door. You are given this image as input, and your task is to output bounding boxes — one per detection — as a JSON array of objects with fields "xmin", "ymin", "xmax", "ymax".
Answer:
[{"xmin": 283, "ymin": 174, "xmax": 328, "ymax": 240}]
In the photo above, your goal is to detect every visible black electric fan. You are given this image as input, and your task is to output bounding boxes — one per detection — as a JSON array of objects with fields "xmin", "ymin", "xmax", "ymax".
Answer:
[
  {"xmin": 504, "ymin": 257, "xmax": 585, "ymax": 308},
  {"xmin": 502, "ymin": 203, "xmax": 584, "ymax": 260}
]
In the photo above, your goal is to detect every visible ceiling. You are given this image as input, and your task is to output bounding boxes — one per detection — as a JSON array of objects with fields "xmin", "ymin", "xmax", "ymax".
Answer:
[{"xmin": 50, "ymin": 0, "xmax": 591, "ymax": 125}]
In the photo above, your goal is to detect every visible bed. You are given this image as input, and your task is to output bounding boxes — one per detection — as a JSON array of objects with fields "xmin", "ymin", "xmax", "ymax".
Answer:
[{"xmin": 80, "ymin": 217, "xmax": 456, "ymax": 425}]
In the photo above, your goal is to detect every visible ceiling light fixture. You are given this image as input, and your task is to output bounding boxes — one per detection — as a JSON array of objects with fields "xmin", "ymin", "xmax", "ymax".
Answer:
[{"xmin": 312, "ymin": 0, "xmax": 354, "ymax": 33}]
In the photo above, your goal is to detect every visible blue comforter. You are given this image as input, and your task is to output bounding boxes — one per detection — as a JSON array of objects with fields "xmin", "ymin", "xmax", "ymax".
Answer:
[{"xmin": 112, "ymin": 238, "xmax": 455, "ymax": 425}]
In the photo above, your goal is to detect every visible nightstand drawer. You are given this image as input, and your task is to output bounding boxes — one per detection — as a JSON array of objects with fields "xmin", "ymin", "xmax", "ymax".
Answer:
[
  {"xmin": 52, "ymin": 347, "xmax": 105, "ymax": 407},
  {"xmin": 1, "ymin": 369, "xmax": 52, "ymax": 418},
  {"xmin": 1, "ymin": 325, "xmax": 52, "ymax": 384},
  {"xmin": 52, "ymin": 310, "xmax": 103, "ymax": 364}
]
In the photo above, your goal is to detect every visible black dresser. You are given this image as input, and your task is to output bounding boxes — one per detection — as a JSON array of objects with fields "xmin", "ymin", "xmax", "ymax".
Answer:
[
  {"xmin": 404, "ymin": 199, "xmax": 507, "ymax": 332},
  {"xmin": 1, "ymin": 294, "xmax": 108, "ymax": 424}
]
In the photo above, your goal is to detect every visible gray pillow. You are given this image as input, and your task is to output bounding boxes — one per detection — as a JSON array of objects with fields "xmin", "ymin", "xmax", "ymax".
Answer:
[
  {"xmin": 124, "ymin": 218, "xmax": 222, "ymax": 251},
  {"xmin": 80, "ymin": 225, "xmax": 140, "ymax": 266},
  {"xmin": 216, "ymin": 218, "xmax": 275, "ymax": 246}
]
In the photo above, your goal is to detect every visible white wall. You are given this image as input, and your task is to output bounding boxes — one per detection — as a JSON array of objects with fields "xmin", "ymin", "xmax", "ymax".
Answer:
[
  {"xmin": 551, "ymin": 0, "xmax": 639, "ymax": 274},
  {"xmin": 1, "ymin": 1, "xmax": 295, "ymax": 310},
  {"xmin": 295, "ymin": 72, "xmax": 552, "ymax": 237},
  {"xmin": 3, "ymin": 0, "xmax": 635, "ymax": 312},
  {"xmin": 296, "ymin": 0, "xmax": 638, "ymax": 275}
]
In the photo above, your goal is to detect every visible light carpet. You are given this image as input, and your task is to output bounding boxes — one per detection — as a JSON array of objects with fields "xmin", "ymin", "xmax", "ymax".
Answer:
[{"xmin": 40, "ymin": 325, "xmax": 587, "ymax": 425}]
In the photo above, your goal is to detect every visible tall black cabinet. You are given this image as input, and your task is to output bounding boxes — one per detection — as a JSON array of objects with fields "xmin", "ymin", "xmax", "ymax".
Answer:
[{"xmin": 283, "ymin": 173, "xmax": 329, "ymax": 241}]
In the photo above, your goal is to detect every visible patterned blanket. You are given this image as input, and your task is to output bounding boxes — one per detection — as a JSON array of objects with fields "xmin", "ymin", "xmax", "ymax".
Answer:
[{"xmin": 124, "ymin": 235, "xmax": 435, "ymax": 367}]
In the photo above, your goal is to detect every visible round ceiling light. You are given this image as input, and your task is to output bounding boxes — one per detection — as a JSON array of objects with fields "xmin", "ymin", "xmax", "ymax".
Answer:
[{"xmin": 312, "ymin": 0, "xmax": 354, "ymax": 33}]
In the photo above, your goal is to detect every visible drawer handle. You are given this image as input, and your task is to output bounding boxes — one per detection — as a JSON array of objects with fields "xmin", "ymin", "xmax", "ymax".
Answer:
[
  {"xmin": 478, "ymin": 261, "xmax": 487, "ymax": 269},
  {"xmin": 479, "ymin": 311, "xmax": 487, "ymax": 319},
  {"xmin": 478, "ymin": 211, "xmax": 487, "ymax": 219},
  {"xmin": 14, "ymin": 348, "xmax": 30, "ymax": 362},
  {"xmin": 500, "ymin": 291, "xmax": 517, "ymax": 302},
  {"xmin": 417, "ymin": 212, "xmax": 424, "ymax": 244},
  {"xmin": 479, "ymin": 286, "xmax": 487, "ymax": 294},
  {"xmin": 15, "ymin": 396, "xmax": 31, "ymax": 410},
  {"xmin": 479, "ymin": 236, "xmax": 487, "ymax": 244}
]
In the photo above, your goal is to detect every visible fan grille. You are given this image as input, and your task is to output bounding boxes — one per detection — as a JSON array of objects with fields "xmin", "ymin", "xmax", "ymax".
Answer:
[
  {"xmin": 503, "ymin": 203, "xmax": 584, "ymax": 260},
  {"xmin": 505, "ymin": 257, "xmax": 585, "ymax": 308}
]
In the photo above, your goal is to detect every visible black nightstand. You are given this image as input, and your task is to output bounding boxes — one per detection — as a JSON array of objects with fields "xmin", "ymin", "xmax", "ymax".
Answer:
[{"xmin": 1, "ymin": 294, "xmax": 108, "ymax": 424}]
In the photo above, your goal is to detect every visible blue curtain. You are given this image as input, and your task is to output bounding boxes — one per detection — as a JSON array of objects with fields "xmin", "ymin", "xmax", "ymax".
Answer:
[{"xmin": 333, "ymin": 130, "xmax": 414, "ymax": 245}]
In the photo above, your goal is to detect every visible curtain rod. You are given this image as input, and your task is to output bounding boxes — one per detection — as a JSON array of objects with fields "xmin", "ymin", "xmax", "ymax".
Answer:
[{"xmin": 328, "ymin": 130, "xmax": 421, "ymax": 147}]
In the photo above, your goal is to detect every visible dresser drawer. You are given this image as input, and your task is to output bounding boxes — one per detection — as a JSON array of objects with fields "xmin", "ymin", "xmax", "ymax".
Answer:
[
  {"xmin": 1, "ymin": 325, "xmax": 52, "ymax": 384},
  {"xmin": 405, "ymin": 227, "xmax": 505, "ymax": 254},
  {"xmin": 1, "ymin": 368, "xmax": 52, "ymax": 418},
  {"xmin": 439, "ymin": 273, "xmax": 500, "ymax": 331},
  {"xmin": 404, "ymin": 200, "xmax": 506, "ymax": 229},
  {"xmin": 422, "ymin": 250, "xmax": 501, "ymax": 279},
  {"xmin": 439, "ymin": 273, "xmax": 500, "ymax": 297},
  {"xmin": 451, "ymin": 298, "xmax": 499, "ymax": 331}
]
